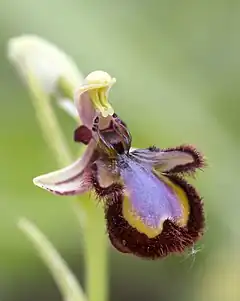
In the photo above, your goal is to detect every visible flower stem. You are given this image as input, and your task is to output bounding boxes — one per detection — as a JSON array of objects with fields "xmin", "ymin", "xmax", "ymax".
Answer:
[
  {"xmin": 28, "ymin": 73, "xmax": 109, "ymax": 301},
  {"xmin": 83, "ymin": 202, "xmax": 108, "ymax": 301},
  {"xmin": 58, "ymin": 78, "xmax": 109, "ymax": 301},
  {"xmin": 27, "ymin": 72, "xmax": 72, "ymax": 167}
]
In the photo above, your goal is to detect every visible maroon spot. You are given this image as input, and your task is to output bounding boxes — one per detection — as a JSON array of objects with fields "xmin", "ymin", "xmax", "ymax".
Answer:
[{"xmin": 74, "ymin": 125, "xmax": 92, "ymax": 145}]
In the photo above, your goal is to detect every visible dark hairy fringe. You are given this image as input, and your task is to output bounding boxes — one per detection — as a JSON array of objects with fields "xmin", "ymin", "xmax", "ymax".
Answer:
[
  {"xmin": 105, "ymin": 174, "xmax": 205, "ymax": 259},
  {"xmin": 90, "ymin": 164, "xmax": 124, "ymax": 205},
  {"xmin": 162, "ymin": 144, "xmax": 206, "ymax": 175}
]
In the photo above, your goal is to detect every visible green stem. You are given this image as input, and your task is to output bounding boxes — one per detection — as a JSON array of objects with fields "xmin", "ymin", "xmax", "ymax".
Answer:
[
  {"xmin": 58, "ymin": 78, "xmax": 108, "ymax": 301},
  {"xmin": 83, "ymin": 202, "xmax": 108, "ymax": 301},
  {"xmin": 27, "ymin": 72, "xmax": 72, "ymax": 167}
]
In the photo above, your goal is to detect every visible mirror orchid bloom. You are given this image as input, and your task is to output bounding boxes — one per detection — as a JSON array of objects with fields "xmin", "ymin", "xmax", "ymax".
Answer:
[
  {"xmin": 33, "ymin": 74, "xmax": 206, "ymax": 259},
  {"xmin": 77, "ymin": 115, "xmax": 205, "ymax": 259}
]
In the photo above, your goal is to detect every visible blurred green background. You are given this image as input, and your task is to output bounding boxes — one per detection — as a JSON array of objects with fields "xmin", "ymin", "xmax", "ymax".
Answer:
[{"xmin": 1, "ymin": 0, "xmax": 240, "ymax": 300}]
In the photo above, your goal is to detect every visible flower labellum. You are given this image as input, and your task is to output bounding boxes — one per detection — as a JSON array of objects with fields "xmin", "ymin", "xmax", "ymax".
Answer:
[{"xmin": 33, "ymin": 74, "xmax": 206, "ymax": 259}]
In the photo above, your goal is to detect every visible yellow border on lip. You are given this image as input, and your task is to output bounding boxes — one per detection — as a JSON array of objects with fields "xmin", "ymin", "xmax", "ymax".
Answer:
[
  {"xmin": 123, "ymin": 196, "xmax": 165, "ymax": 238},
  {"xmin": 122, "ymin": 173, "xmax": 190, "ymax": 239}
]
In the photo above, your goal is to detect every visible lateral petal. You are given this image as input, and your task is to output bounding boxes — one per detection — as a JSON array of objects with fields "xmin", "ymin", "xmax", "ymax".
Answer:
[
  {"xmin": 130, "ymin": 145, "xmax": 205, "ymax": 174},
  {"xmin": 33, "ymin": 140, "xmax": 96, "ymax": 195}
]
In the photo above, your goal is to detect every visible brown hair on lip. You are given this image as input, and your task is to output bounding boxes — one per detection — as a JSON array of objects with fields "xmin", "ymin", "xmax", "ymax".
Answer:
[
  {"xmin": 105, "ymin": 174, "xmax": 205, "ymax": 259},
  {"xmin": 90, "ymin": 163, "xmax": 124, "ymax": 205}
]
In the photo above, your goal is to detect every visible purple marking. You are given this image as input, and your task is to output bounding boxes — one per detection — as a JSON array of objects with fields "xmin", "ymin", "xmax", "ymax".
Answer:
[{"xmin": 120, "ymin": 157, "xmax": 182, "ymax": 228}]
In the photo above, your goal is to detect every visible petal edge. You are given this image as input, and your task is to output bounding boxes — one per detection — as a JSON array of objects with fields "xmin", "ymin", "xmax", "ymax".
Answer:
[{"xmin": 33, "ymin": 140, "xmax": 96, "ymax": 196}]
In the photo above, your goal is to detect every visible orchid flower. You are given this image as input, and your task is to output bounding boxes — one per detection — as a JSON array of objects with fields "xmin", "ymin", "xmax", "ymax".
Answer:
[{"xmin": 34, "ymin": 71, "xmax": 205, "ymax": 259}]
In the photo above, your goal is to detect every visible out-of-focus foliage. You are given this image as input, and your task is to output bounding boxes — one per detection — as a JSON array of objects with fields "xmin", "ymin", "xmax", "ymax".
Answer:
[{"xmin": 1, "ymin": 1, "xmax": 240, "ymax": 301}]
